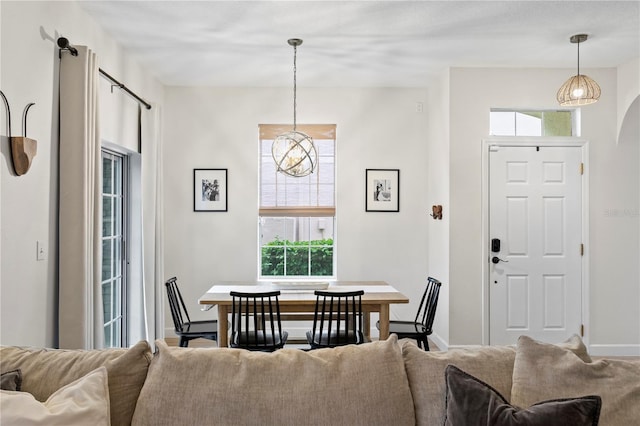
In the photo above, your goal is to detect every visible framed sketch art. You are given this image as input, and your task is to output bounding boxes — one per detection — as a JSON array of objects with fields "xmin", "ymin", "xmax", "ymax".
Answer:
[
  {"xmin": 194, "ymin": 168, "xmax": 227, "ymax": 212},
  {"xmin": 366, "ymin": 169, "xmax": 399, "ymax": 212}
]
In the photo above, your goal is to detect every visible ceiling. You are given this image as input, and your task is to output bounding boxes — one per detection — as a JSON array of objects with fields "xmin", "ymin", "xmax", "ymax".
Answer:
[{"xmin": 77, "ymin": 0, "xmax": 640, "ymax": 88}]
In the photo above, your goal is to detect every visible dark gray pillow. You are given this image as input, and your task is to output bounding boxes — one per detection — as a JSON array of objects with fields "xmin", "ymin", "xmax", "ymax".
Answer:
[
  {"xmin": 1, "ymin": 369, "xmax": 22, "ymax": 391},
  {"xmin": 443, "ymin": 365, "xmax": 601, "ymax": 426}
]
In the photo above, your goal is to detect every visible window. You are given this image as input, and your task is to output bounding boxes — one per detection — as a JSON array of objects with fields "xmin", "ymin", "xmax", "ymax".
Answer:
[
  {"xmin": 490, "ymin": 110, "xmax": 575, "ymax": 136},
  {"xmin": 259, "ymin": 124, "xmax": 336, "ymax": 279},
  {"xmin": 101, "ymin": 149, "xmax": 128, "ymax": 347}
]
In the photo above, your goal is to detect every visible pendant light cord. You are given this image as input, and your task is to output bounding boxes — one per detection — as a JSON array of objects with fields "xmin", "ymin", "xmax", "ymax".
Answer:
[{"xmin": 576, "ymin": 40, "xmax": 581, "ymax": 76}]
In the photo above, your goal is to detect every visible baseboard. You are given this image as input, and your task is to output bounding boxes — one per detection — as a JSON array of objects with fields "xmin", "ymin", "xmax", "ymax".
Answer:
[
  {"xmin": 428, "ymin": 332, "xmax": 448, "ymax": 351},
  {"xmin": 435, "ymin": 339, "xmax": 640, "ymax": 357},
  {"xmin": 588, "ymin": 344, "xmax": 640, "ymax": 357}
]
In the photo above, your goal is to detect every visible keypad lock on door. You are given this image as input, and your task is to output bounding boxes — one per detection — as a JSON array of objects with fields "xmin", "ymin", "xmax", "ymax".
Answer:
[{"xmin": 491, "ymin": 239, "xmax": 507, "ymax": 263}]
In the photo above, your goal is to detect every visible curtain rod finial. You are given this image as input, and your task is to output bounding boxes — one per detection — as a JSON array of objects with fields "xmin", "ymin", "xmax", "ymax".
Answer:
[{"xmin": 57, "ymin": 37, "xmax": 78, "ymax": 56}]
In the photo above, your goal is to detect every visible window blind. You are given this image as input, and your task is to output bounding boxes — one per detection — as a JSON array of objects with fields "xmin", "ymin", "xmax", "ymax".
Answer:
[{"xmin": 259, "ymin": 124, "xmax": 336, "ymax": 216}]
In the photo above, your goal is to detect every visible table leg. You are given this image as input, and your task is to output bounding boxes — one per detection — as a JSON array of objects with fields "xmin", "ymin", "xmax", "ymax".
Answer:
[
  {"xmin": 363, "ymin": 310, "xmax": 371, "ymax": 340},
  {"xmin": 217, "ymin": 305, "xmax": 229, "ymax": 347},
  {"xmin": 378, "ymin": 305, "xmax": 390, "ymax": 340}
]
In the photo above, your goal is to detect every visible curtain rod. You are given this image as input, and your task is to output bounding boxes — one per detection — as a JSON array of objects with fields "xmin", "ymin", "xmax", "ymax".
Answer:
[{"xmin": 57, "ymin": 37, "xmax": 152, "ymax": 110}]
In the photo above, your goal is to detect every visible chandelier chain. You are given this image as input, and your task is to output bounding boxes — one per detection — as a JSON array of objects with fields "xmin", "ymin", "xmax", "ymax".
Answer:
[{"xmin": 293, "ymin": 42, "xmax": 297, "ymax": 131}]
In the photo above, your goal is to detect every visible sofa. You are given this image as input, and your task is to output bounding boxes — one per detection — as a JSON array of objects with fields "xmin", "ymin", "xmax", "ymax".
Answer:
[{"xmin": 1, "ymin": 334, "xmax": 638, "ymax": 425}]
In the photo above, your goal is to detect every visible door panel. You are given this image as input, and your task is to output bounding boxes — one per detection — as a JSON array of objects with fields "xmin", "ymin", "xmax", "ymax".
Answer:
[
  {"xmin": 507, "ymin": 275, "xmax": 528, "ymax": 329},
  {"xmin": 507, "ymin": 197, "xmax": 528, "ymax": 255},
  {"xmin": 489, "ymin": 145, "xmax": 582, "ymax": 345},
  {"xmin": 543, "ymin": 275, "xmax": 565, "ymax": 328}
]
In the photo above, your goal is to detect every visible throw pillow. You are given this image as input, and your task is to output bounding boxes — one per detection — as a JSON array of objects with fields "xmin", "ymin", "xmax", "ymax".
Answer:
[
  {"xmin": 0, "ymin": 339, "xmax": 151, "ymax": 426},
  {"xmin": 0, "ymin": 367, "xmax": 110, "ymax": 426},
  {"xmin": 0, "ymin": 369, "xmax": 22, "ymax": 391},
  {"xmin": 444, "ymin": 365, "xmax": 601, "ymax": 426},
  {"xmin": 511, "ymin": 335, "xmax": 640, "ymax": 426}
]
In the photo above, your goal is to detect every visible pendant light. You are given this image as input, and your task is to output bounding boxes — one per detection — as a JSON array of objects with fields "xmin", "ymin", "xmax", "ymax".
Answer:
[
  {"xmin": 271, "ymin": 38, "xmax": 317, "ymax": 177},
  {"xmin": 557, "ymin": 34, "xmax": 601, "ymax": 106}
]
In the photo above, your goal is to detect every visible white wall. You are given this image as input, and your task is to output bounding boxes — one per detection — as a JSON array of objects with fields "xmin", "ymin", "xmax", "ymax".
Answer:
[
  {"xmin": 448, "ymin": 67, "xmax": 639, "ymax": 353},
  {"xmin": 0, "ymin": 1, "xmax": 163, "ymax": 347},
  {"xmin": 617, "ymin": 58, "xmax": 640, "ymax": 138},
  {"xmin": 425, "ymin": 69, "xmax": 450, "ymax": 349},
  {"xmin": 162, "ymin": 87, "xmax": 431, "ymax": 334}
]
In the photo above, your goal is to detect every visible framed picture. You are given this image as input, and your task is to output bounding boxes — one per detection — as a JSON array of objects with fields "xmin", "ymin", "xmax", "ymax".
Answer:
[
  {"xmin": 194, "ymin": 168, "xmax": 227, "ymax": 212},
  {"xmin": 366, "ymin": 169, "xmax": 400, "ymax": 212}
]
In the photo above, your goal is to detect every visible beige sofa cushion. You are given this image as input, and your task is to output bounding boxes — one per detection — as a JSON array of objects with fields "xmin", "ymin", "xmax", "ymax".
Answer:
[
  {"xmin": 511, "ymin": 335, "xmax": 640, "ymax": 426},
  {"xmin": 402, "ymin": 341, "xmax": 516, "ymax": 426},
  {"xmin": 401, "ymin": 334, "xmax": 591, "ymax": 426},
  {"xmin": 0, "ymin": 340, "xmax": 151, "ymax": 426},
  {"xmin": 132, "ymin": 335, "xmax": 414, "ymax": 426}
]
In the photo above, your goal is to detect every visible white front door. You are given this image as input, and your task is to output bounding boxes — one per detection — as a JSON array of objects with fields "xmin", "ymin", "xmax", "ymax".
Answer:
[{"xmin": 489, "ymin": 145, "xmax": 583, "ymax": 345}]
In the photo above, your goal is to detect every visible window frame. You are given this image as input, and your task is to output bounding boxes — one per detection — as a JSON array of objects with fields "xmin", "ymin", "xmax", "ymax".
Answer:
[
  {"xmin": 489, "ymin": 108, "xmax": 578, "ymax": 137},
  {"xmin": 101, "ymin": 148, "xmax": 128, "ymax": 348},
  {"xmin": 258, "ymin": 124, "xmax": 337, "ymax": 280}
]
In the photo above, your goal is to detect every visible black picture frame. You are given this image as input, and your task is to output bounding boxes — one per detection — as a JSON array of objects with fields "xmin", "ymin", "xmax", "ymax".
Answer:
[
  {"xmin": 194, "ymin": 168, "xmax": 228, "ymax": 212},
  {"xmin": 366, "ymin": 169, "xmax": 400, "ymax": 212}
]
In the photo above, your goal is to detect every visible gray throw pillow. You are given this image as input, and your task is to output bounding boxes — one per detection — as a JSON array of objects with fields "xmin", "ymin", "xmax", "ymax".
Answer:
[
  {"xmin": 1, "ymin": 369, "xmax": 22, "ymax": 391},
  {"xmin": 443, "ymin": 365, "xmax": 601, "ymax": 426}
]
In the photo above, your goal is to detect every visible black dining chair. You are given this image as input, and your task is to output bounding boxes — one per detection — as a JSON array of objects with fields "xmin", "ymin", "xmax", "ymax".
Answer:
[
  {"xmin": 306, "ymin": 290, "xmax": 367, "ymax": 349},
  {"xmin": 230, "ymin": 291, "xmax": 288, "ymax": 351},
  {"xmin": 165, "ymin": 277, "xmax": 218, "ymax": 347},
  {"xmin": 377, "ymin": 276, "xmax": 441, "ymax": 350}
]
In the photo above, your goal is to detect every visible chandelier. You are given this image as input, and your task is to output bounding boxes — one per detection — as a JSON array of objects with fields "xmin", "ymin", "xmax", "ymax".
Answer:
[
  {"xmin": 271, "ymin": 39, "xmax": 317, "ymax": 177},
  {"xmin": 557, "ymin": 34, "xmax": 601, "ymax": 106}
]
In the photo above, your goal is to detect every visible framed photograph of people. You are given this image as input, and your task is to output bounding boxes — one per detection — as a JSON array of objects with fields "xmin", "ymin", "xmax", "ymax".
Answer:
[
  {"xmin": 365, "ymin": 169, "xmax": 399, "ymax": 212},
  {"xmin": 194, "ymin": 168, "xmax": 228, "ymax": 212}
]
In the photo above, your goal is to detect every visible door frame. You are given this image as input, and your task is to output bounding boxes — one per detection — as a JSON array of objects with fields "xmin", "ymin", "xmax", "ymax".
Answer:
[{"xmin": 480, "ymin": 137, "xmax": 590, "ymax": 346}]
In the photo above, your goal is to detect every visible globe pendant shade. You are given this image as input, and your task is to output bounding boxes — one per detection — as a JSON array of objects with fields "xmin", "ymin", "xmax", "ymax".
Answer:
[{"xmin": 271, "ymin": 130, "xmax": 317, "ymax": 177}]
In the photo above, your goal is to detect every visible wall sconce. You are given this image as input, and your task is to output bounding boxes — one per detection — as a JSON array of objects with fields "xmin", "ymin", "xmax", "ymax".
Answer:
[
  {"xmin": 431, "ymin": 205, "xmax": 443, "ymax": 220},
  {"xmin": 1, "ymin": 90, "xmax": 36, "ymax": 176}
]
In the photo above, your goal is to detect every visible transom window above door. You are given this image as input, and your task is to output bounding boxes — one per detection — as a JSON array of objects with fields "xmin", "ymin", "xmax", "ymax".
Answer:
[{"xmin": 490, "ymin": 109, "xmax": 576, "ymax": 137}]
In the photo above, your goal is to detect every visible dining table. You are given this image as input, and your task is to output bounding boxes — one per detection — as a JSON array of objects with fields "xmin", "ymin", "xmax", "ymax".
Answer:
[{"xmin": 198, "ymin": 280, "xmax": 409, "ymax": 347}]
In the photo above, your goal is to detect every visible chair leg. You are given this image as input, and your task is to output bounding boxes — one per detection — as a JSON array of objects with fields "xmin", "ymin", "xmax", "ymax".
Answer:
[
  {"xmin": 415, "ymin": 338, "xmax": 423, "ymax": 350},
  {"xmin": 422, "ymin": 337, "xmax": 430, "ymax": 351},
  {"xmin": 179, "ymin": 337, "xmax": 189, "ymax": 347}
]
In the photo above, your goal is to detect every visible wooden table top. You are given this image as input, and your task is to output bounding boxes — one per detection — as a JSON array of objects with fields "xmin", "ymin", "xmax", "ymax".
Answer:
[{"xmin": 198, "ymin": 280, "xmax": 409, "ymax": 306}]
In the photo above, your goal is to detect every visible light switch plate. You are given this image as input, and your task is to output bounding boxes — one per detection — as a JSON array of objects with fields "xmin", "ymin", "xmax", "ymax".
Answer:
[{"xmin": 37, "ymin": 240, "xmax": 46, "ymax": 261}]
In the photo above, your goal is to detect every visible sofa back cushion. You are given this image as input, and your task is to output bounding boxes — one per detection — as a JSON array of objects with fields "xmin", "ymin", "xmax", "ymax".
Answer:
[
  {"xmin": 443, "ymin": 365, "xmax": 602, "ymax": 426},
  {"xmin": 132, "ymin": 335, "xmax": 414, "ymax": 426},
  {"xmin": 0, "ymin": 340, "xmax": 151, "ymax": 426},
  {"xmin": 402, "ymin": 334, "xmax": 592, "ymax": 426},
  {"xmin": 402, "ymin": 341, "xmax": 516, "ymax": 426},
  {"xmin": 511, "ymin": 335, "xmax": 640, "ymax": 426}
]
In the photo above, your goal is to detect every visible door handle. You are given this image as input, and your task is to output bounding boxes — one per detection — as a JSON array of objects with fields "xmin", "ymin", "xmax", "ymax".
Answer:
[{"xmin": 492, "ymin": 256, "xmax": 508, "ymax": 264}]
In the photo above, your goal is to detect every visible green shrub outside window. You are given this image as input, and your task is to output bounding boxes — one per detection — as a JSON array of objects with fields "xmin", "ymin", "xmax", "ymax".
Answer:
[{"xmin": 261, "ymin": 238, "xmax": 334, "ymax": 276}]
